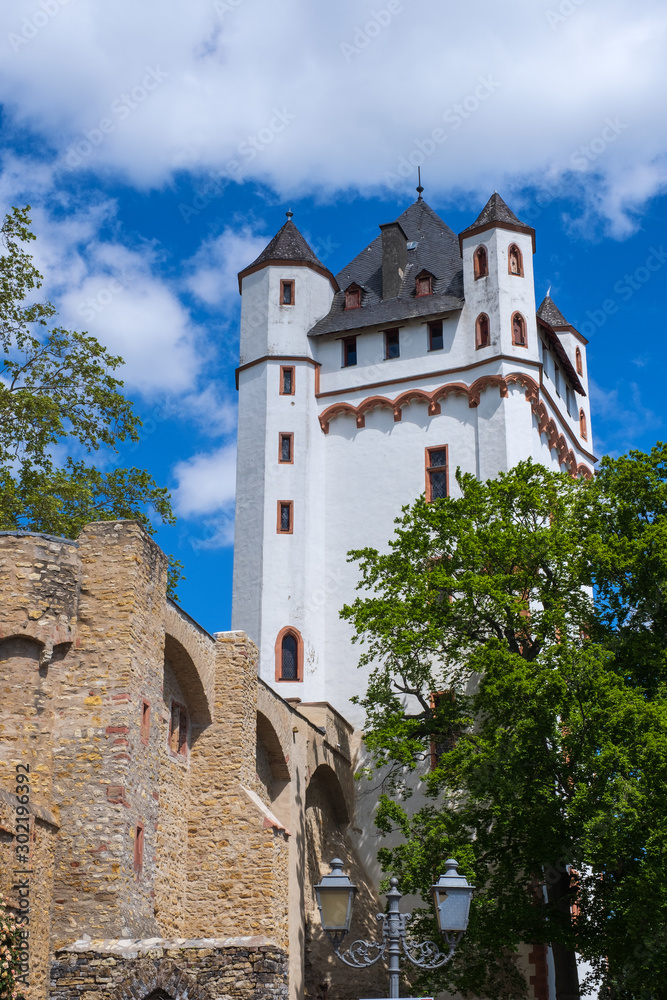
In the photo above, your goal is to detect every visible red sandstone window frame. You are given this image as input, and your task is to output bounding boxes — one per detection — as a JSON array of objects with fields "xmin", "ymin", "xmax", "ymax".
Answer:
[
  {"xmin": 169, "ymin": 700, "xmax": 189, "ymax": 758},
  {"xmin": 280, "ymin": 279, "xmax": 295, "ymax": 306},
  {"xmin": 415, "ymin": 271, "xmax": 433, "ymax": 297},
  {"xmin": 274, "ymin": 625, "xmax": 304, "ymax": 682},
  {"xmin": 277, "ymin": 500, "xmax": 294, "ymax": 534},
  {"xmin": 428, "ymin": 320, "xmax": 443, "ymax": 351},
  {"xmin": 140, "ymin": 699, "xmax": 151, "ymax": 745},
  {"xmin": 278, "ymin": 432, "xmax": 294, "ymax": 464},
  {"xmin": 508, "ymin": 244, "xmax": 524, "ymax": 277},
  {"xmin": 344, "ymin": 283, "xmax": 362, "ymax": 310},
  {"xmin": 474, "ymin": 245, "xmax": 489, "ymax": 279},
  {"xmin": 475, "ymin": 313, "xmax": 490, "ymax": 349},
  {"xmin": 342, "ymin": 336, "xmax": 357, "ymax": 368},
  {"xmin": 512, "ymin": 311, "xmax": 527, "ymax": 348},
  {"xmin": 280, "ymin": 366, "xmax": 295, "ymax": 395},
  {"xmin": 384, "ymin": 328, "xmax": 400, "ymax": 359},
  {"xmin": 133, "ymin": 822, "xmax": 144, "ymax": 874},
  {"xmin": 579, "ymin": 409, "xmax": 587, "ymax": 440},
  {"xmin": 575, "ymin": 347, "xmax": 583, "ymax": 375},
  {"xmin": 425, "ymin": 445, "xmax": 449, "ymax": 502}
]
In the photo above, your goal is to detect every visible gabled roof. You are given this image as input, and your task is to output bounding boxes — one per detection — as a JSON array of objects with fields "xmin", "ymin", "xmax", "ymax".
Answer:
[
  {"xmin": 309, "ymin": 199, "xmax": 464, "ymax": 337},
  {"xmin": 237, "ymin": 215, "xmax": 338, "ymax": 292},
  {"xmin": 459, "ymin": 193, "xmax": 536, "ymax": 252}
]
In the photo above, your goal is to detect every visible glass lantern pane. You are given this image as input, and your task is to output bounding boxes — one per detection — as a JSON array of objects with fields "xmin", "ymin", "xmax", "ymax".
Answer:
[{"xmin": 319, "ymin": 888, "xmax": 353, "ymax": 930}]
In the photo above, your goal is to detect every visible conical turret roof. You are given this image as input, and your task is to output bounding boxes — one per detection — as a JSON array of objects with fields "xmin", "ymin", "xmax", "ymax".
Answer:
[
  {"xmin": 537, "ymin": 295, "xmax": 569, "ymax": 328},
  {"xmin": 459, "ymin": 193, "xmax": 535, "ymax": 251},
  {"xmin": 237, "ymin": 214, "xmax": 338, "ymax": 292}
]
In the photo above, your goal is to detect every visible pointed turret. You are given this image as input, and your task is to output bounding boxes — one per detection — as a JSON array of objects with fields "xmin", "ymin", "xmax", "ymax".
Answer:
[
  {"xmin": 537, "ymin": 295, "xmax": 570, "ymax": 329},
  {"xmin": 237, "ymin": 214, "xmax": 337, "ymax": 292},
  {"xmin": 459, "ymin": 193, "xmax": 535, "ymax": 253}
]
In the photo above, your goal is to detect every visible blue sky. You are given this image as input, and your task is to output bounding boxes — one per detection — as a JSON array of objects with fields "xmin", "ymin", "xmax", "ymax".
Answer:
[{"xmin": 1, "ymin": 0, "xmax": 666, "ymax": 631}]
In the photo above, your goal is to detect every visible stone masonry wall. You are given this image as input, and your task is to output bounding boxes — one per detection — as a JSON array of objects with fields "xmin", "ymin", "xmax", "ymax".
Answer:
[{"xmin": 50, "ymin": 937, "xmax": 288, "ymax": 1000}]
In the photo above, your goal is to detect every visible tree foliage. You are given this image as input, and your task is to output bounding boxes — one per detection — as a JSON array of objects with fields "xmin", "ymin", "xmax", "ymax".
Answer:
[
  {"xmin": 0, "ymin": 206, "xmax": 182, "ymax": 594},
  {"xmin": 0, "ymin": 896, "xmax": 24, "ymax": 1000},
  {"xmin": 342, "ymin": 452, "xmax": 667, "ymax": 999}
]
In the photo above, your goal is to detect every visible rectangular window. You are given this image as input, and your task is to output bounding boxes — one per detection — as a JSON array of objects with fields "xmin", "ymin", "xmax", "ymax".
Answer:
[
  {"xmin": 277, "ymin": 500, "xmax": 293, "ymax": 534},
  {"xmin": 385, "ymin": 328, "xmax": 400, "ymax": 359},
  {"xmin": 280, "ymin": 366, "xmax": 295, "ymax": 395},
  {"xmin": 133, "ymin": 822, "xmax": 144, "ymax": 873},
  {"xmin": 342, "ymin": 336, "xmax": 357, "ymax": 367},
  {"xmin": 429, "ymin": 320, "xmax": 443, "ymax": 351},
  {"xmin": 140, "ymin": 700, "xmax": 151, "ymax": 745},
  {"xmin": 279, "ymin": 432, "xmax": 293, "ymax": 464},
  {"xmin": 555, "ymin": 367, "xmax": 561, "ymax": 397},
  {"xmin": 426, "ymin": 446, "xmax": 448, "ymax": 502},
  {"xmin": 169, "ymin": 701, "xmax": 188, "ymax": 757},
  {"xmin": 280, "ymin": 279, "xmax": 295, "ymax": 305}
]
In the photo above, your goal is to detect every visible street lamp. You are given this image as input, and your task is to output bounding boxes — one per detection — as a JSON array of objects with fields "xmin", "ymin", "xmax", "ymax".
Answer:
[{"xmin": 314, "ymin": 858, "xmax": 474, "ymax": 999}]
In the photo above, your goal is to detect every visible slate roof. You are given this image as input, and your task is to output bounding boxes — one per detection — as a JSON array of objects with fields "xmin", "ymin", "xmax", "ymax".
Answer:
[
  {"xmin": 309, "ymin": 199, "xmax": 464, "ymax": 337},
  {"xmin": 460, "ymin": 192, "xmax": 528, "ymax": 236},
  {"xmin": 537, "ymin": 296, "xmax": 585, "ymax": 395},
  {"xmin": 246, "ymin": 217, "xmax": 324, "ymax": 270},
  {"xmin": 537, "ymin": 295, "xmax": 569, "ymax": 328}
]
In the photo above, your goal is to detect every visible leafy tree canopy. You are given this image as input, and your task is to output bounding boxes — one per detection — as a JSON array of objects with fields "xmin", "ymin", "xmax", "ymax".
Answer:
[
  {"xmin": 0, "ymin": 206, "xmax": 182, "ymax": 595},
  {"xmin": 342, "ymin": 451, "xmax": 667, "ymax": 999}
]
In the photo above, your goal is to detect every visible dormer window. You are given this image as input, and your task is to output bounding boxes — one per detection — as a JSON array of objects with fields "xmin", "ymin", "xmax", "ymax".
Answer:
[
  {"xmin": 508, "ymin": 245, "xmax": 524, "ymax": 276},
  {"xmin": 345, "ymin": 284, "xmax": 362, "ymax": 310},
  {"xmin": 415, "ymin": 270, "xmax": 433, "ymax": 297},
  {"xmin": 474, "ymin": 245, "xmax": 488, "ymax": 279}
]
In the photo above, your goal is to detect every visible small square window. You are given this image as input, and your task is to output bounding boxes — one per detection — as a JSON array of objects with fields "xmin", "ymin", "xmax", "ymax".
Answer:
[
  {"xmin": 429, "ymin": 321, "xmax": 443, "ymax": 351},
  {"xmin": 280, "ymin": 366, "xmax": 295, "ymax": 395},
  {"xmin": 277, "ymin": 500, "xmax": 293, "ymax": 534},
  {"xmin": 345, "ymin": 285, "xmax": 361, "ymax": 310},
  {"xmin": 279, "ymin": 433, "xmax": 293, "ymax": 464},
  {"xmin": 416, "ymin": 273, "xmax": 433, "ymax": 296},
  {"xmin": 385, "ymin": 329, "xmax": 400, "ymax": 359},
  {"xmin": 280, "ymin": 279, "xmax": 295, "ymax": 305},
  {"xmin": 343, "ymin": 337, "xmax": 357, "ymax": 367}
]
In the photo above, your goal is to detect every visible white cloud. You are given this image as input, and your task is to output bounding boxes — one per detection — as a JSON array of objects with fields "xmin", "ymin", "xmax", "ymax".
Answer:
[
  {"xmin": 185, "ymin": 225, "xmax": 269, "ymax": 307},
  {"xmin": 172, "ymin": 442, "xmax": 236, "ymax": 518},
  {"xmin": 59, "ymin": 271, "xmax": 203, "ymax": 395},
  {"xmin": 589, "ymin": 378, "xmax": 662, "ymax": 456},
  {"xmin": 1, "ymin": 0, "xmax": 667, "ymax": 230}
]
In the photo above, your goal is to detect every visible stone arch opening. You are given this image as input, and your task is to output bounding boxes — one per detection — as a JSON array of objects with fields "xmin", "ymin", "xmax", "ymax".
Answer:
[
  {"xmin": 164, "ymin": 633, "xmax": 212, "ymax": 730},
  {"xmin": 256, "ymin": 710, "xmax": 291, "ymax": 826}
]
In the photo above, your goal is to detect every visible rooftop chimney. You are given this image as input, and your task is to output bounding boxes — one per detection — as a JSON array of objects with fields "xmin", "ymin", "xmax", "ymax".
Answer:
[{"xmin": 379, "ymin": 222, "xmax": 408, "ymax": 299}]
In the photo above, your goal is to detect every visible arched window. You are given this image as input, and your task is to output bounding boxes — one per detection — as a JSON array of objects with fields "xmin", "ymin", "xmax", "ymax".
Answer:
[
  {"xmin": 575, "ymin": 347, "xmax": 583, "ymax": 375},
  {"xmin": 508, "ymin": 244, "xmax": 524, "ymax": 276},
  {"xmin": 474, "ymin": 245, "xmax": 488, "ymax": 279},
  {"xmin": 475, "ymin": 313, "xmax": 490, "ymax": 349},
  {"xmin": 275, "ymin": 627, "xmax": 303, "ymax": 682},
  {"xmin": 415, "ymin": 270, "xmax": 433, "ymax": 297},
  {"xmin": 345, "ymin": 283, "xmax": 361, "ymax": 310},
  {"xmin": 579, "ymin": 409, "xmax": 587, "ymax": 441},
  {"xmin": 512, "ymin": 312, "xmax": 527, "ymax": 347}
]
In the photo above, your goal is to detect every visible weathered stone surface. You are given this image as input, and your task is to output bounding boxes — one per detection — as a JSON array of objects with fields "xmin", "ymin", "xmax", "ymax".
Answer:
[{"xmin": 0, "ymin": 523, "xmax": 373, "ymax": 1000}]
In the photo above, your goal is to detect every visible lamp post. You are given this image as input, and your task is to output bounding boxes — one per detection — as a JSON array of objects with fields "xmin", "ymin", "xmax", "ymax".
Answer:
[{"xmin": 314, "ymin": 859, "xmax": 474, "ymax": 999}]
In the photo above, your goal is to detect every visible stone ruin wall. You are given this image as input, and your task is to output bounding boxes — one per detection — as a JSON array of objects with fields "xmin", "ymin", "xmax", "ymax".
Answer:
[{"xmin": 0, "ymin": 522, "xmax": 383, "ymax": 1000}]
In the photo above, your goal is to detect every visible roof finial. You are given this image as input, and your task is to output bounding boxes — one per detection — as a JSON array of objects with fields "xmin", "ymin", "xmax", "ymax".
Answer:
[
  {"xmin": 416, "ymin": 167, "xmax": 424, "ymax": 201},
  {"xmin": 546, "ymin": 284, "xmax": 552, "ymax": 298},
  {"xmin": 286, "ymin": 208, "xmax": 294, "ymax": 220}
]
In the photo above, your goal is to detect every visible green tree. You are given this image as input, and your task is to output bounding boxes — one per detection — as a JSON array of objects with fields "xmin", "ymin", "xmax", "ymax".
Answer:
[
  {"xmin": 0, "ymin": 206, "xmax": 182, "ymax": 595},
  {"xmin": 342, "ymin": 454, "xmax": 667, "ymax": 999},
  {"xmin": 0, "ymin": 896, "xmax": 24, "ymax": 1000}
]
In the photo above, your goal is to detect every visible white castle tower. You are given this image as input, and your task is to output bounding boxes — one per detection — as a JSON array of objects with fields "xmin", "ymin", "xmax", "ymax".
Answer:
[{"xmin": 232, "ymin": 193, "xmax": 594, "ymax": 727}]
